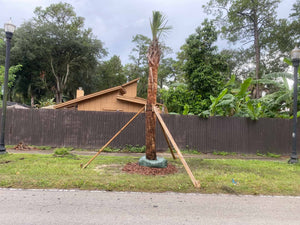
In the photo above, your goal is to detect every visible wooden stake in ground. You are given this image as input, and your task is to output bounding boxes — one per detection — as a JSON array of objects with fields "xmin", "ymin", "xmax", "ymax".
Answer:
[
  {"xmin": 153, "ymin": 106, "xmax": 201, "ymax": 188},
  {"xmin": 82, "ymin": 106, "xmax": 145, "ymax": 169},
  {"xmin": 160, "ymin": 123, "xmax": 176, "ymax": 160}
]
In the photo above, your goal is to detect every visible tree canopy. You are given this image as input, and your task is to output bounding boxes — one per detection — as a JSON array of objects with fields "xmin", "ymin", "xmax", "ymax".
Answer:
[
  {"xmin": 11, "ymin": 2, "xmax": 106, "ymax": 104},
  {"xmin": 169, "ymin": 19, "xmax": 229, "ymax": 114},
  {"xmin": 96, "ymin": 55, "xmax": 126, "ymax": 91},
  {"xmin": 204, "ymin": 0, "xmax": 281, "ymax": 98},
  {"xmin": 1, "ymin": 1, "xmax": 298, "ymax": 119}
]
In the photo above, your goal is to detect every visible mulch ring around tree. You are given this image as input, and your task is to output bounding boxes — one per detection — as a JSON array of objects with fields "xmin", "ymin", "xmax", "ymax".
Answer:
[{"xmin": 122, "ymin": 162, "xmax": 178, "ymax": 175}]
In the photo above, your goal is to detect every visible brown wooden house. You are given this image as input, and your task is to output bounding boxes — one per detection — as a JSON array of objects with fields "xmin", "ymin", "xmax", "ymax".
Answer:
[{"xmin": 54, "ymin": 78, "xmax": 167, "ymax": 113}]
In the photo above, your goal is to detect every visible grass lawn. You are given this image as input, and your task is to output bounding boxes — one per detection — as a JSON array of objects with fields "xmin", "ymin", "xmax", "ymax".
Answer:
[{"xmin": 0, "ymin": 152, "xmax": 299, "ymax": 195}]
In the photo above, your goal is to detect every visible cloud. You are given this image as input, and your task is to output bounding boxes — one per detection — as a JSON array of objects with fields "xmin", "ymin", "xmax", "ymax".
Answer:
[{"xmin": 0, "ymin": 0, "xmax": 295, "ymax": 65}]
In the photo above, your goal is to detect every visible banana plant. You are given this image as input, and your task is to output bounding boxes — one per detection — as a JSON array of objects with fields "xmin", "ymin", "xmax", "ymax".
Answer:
[
  {"xmin": 246, "ymin": 101, "xmax": 262, "ymax": 120},
  {"xmin": 258, "ymin": 61, "xmax": 296, "ymax": 118},
  {"xmin": 208, "ymin": 88, "xmax": 228, "ymax": 116},
  {"xmin": 201, "ymin": 76, "xmax": 253, "ymax": 117}
]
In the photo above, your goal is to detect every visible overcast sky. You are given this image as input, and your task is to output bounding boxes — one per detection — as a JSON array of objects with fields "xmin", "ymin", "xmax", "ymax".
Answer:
[{"xmin": 0, "ymin": 0, "xmax": 296, "ymax": 64}]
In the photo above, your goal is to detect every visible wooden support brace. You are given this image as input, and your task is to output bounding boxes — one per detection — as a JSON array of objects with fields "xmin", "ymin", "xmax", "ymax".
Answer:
[
  {"xmin": 153, "ymin": 106, "xmax": 200, "ymax": 188},
  {"xmin": 160, "ymin": 122, "xmax": 176, "ymax": 160},
  {"xmin": 82, "ymin": 106, "xmax": 145, "ymax": 169}
]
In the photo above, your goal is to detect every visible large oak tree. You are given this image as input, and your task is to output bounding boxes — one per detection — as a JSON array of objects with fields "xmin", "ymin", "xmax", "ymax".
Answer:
[{"xmin": 12, "ymin": 2, "xmax": 106, "ymax": 104}]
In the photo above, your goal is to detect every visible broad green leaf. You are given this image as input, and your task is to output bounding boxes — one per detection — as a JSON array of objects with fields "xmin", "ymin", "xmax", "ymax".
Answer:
[
  {"xmin": 216, "ymin": 99, "xmax": 235, "ymax": 107},
  {"xmin": 210, "ymin": 88, "xmax": 228, "ymax": 115},
  {"xmin": 225, "ymin": 74, "xmax": 236, "ymax": 87},
  {"xmin": 290, "ymin": 111, "xmax": 300, "ymax": 119},
  {"xmin": 282, "ymin": 77, "xmax": 290, "ymax": 90},
  {"xmin": 262, "ymin": 72, "xmax": 293, "ymax": 80},
  {"xmin": 284, "ymin": 57, "xmax": 292, "ymax": 66},
  {"xmin": 183, "ymin": 104, "xmax": 189, "ymax": 115},
  {"xmin": 200, "ymin": 110, "xmax": 210, "ymax": 118},
  {"xmin": 237, "ymin": 78, "xmax": 252, "ymax": 98}
]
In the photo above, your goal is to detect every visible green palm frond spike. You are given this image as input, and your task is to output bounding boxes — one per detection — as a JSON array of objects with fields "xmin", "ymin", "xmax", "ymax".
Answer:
[{"xmin": 150, "ymin": 11, "xmax": 172, "ymax": 40}]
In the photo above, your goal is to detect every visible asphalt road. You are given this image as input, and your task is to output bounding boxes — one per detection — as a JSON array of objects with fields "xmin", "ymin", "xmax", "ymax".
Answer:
[{"xmin": 0, "ymin": 188, "xmax": 299, "ymax": 225}]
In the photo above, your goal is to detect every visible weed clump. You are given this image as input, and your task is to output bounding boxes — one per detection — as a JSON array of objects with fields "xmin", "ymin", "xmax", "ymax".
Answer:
[{"xmin": 53, "ymin": 147, "xmax": 78, "ymax": 159}]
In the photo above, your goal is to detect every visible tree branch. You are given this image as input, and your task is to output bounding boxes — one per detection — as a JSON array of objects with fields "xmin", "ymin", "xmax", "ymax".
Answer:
[
  {"xmin": 50, "ymin": 56, "xmax": 61, "ymax": 95},
  {"xmin": 50, "ymin": 56, "xmax": 57, "ymax": 79},
  {"xmin": 63, "ymin": 63, "xmax": 70, "ymax": 86}
]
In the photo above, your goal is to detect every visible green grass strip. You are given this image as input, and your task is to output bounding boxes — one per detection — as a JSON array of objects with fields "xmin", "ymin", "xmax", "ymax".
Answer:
[{"xmin": 0, "ymin": 153, "xmax": 299, "ymax": 195}]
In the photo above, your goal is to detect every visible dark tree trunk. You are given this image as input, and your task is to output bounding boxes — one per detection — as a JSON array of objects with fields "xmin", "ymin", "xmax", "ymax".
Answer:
[
  {"xmin": 55, "ymin": 88, "xmax": 63, "ymax": 104},
  {"xmin": 253, "ymin": 11, "xmax": 261, "ymax": 98},
  {"xmin": 145, "ymin": 39, "xmax": 160, "ymax": 160},
  {"xmin": 145, "ymin": 65, "xmax": 158, "ymax": 160}
]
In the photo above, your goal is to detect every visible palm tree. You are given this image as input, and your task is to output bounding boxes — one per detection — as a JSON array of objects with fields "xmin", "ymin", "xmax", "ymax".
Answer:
[{"xmin": 146, "ymin": 11, "xmax": 172, "ymax": 160}]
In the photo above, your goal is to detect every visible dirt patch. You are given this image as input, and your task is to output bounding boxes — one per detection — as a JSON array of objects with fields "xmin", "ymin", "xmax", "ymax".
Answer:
[
  {"xmin": 14, "ymin": 142, "xmax": 34, "ymax": 150},
  {"xmin": 95, "ymin": 164, "xmax": 121, "ymax": 170},
  {"xmin": 122, "ymin": 162, "xmax": 178, "ymax": 175},
  {"xmin": 94, "ymin": 164, "xmax": 122, "ymax": 174},
  {"xmin": 0, "ymin": 160, "xmax": 11, "ymax": 164}
]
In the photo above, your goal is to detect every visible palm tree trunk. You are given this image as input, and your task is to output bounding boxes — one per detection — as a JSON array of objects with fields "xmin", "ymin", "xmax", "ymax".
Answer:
[
  {"xmin": 145, "ymin": 11, "xmax": 170, "ymax": 161},
  {"xmin": 145, "ymin": 65, "xmax": 158, "ymax": 160}
]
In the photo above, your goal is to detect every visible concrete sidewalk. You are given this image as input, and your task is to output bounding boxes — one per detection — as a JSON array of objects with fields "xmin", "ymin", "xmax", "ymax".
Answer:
[{"xmin": 0, "ymin": 188, "xmax": 299, "ymax": 225}]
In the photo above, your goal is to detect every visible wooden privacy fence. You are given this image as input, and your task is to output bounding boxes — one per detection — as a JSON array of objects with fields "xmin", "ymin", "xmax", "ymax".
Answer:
[{"xmin": 2, "ymin": 108, "xmax": 295, "ymax": 155}]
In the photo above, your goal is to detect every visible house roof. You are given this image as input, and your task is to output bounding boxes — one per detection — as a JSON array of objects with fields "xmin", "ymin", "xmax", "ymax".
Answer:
[
  {"xmin": 54, "ymin": 78, "xmax": 140, "ymax": 109},
  {"xmin": 117, "ymin": 95, "xmax": 168, "ymax": 113},
  {"xmin": 116, "ymin": 95, "xmax": 147, "ymax": 105}
]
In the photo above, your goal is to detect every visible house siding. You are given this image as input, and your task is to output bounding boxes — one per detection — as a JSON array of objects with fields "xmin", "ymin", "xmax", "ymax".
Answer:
[
  {"xmin": 77, "ymin": 89, "xmax": 144, "ymax": 112},
  {"xmin": 123, "ymin": 82, "xmax": 138, "ymax": 98},
  {"xmin": 56, "ymin": 79, "xmax": 144, "ymax": 113}
]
